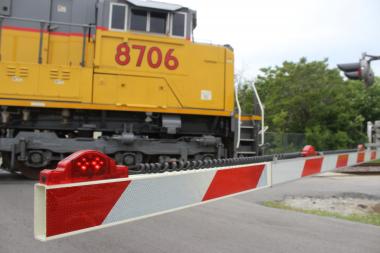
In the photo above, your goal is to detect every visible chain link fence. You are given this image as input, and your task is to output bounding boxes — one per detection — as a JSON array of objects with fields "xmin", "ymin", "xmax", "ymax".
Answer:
[{"xmin": 264, "ymin": 132, "xmax": 306, "ymax": 155}]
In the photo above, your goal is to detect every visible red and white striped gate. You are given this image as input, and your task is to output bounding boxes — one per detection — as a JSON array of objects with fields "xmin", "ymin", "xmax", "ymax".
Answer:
[{"xmin": 34, "ymin": 146, "xmax": 378, "ymax": 241}]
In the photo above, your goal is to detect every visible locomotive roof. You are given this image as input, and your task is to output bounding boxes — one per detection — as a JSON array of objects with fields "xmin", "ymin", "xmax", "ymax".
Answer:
[{"xmin": 126, "ymin": 0, "xmax": 186, "ymax": 12}]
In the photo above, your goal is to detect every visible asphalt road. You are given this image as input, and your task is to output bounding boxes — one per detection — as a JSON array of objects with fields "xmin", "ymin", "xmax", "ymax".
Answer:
[{"xmin": 0, "ymin": 170, "xmax": 379, "ymax": 253}]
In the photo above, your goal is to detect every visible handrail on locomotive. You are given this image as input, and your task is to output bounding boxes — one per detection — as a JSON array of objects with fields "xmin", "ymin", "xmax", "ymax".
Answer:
[{"xmin": 0, "ymin": 15, "xmax": 93, "ymax": 65}]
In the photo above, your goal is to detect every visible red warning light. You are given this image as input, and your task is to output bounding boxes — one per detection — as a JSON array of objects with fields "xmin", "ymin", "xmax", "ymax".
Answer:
[
  {"xmin": 71, "ymin": 153, "xmax": 108, "ymax": 178},
  {"xmin": 39, "ymin": 150, "xmax": 129, "ymax": 185},
  {"xmin": 357, "ymin": 144, "xmax": 365, "ymax": 151},
  {"xmin": 301, "ymin": 145, "xmax": 318, "ymax": 157}
]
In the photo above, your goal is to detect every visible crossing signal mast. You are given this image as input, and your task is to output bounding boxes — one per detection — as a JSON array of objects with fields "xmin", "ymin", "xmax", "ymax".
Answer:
[{"xmin": 337, "ymin": 53, "xmax": 380, "ymax": 87}]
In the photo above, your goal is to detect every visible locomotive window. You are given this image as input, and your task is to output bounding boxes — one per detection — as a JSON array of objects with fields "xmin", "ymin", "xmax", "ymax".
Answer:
[
  {"xmin": 171, "ymin": 12, "xmax": 186, "ymax": 37},
  {"xmin": 131, "ymin": 9, "xmax": 148, "ymax": 32},
  {"xmin": 110, "ymin": 3, "xmax": 127, "ymax": 30},
  {"xmin": 150, "ymin": 12, "xmax": 167, "ymax": 34}
]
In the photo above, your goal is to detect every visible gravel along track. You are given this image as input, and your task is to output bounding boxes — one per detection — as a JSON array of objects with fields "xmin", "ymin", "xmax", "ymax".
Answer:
[{"xmin": 279, "ymin": 193, "xmax": 380, "ymax": 216}]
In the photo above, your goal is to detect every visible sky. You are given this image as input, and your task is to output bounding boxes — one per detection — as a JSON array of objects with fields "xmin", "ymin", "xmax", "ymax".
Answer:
[{"xmin": 176, "ymin": 0, "xmax": 380, "ymax": 79}]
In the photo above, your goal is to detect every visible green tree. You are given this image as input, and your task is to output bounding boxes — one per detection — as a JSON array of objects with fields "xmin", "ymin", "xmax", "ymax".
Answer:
[{"xmin": 238, "ymin": 58, "xmax": 380, "ymax": 150}]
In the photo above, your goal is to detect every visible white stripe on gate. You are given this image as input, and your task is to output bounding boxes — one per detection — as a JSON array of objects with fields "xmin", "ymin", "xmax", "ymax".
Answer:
[
  {"xmin": 365, "ymin": 150, "xmax": 371, "ymax": 162},
  {"xmin": 257, "ymin": 166, "xmax": 269, "ymax": 188},
  {"xmin": 320, "ymin": 154, "xmax": 338, "ymax": 172},
  {"xmin": 103, "ymin": 170, "xmax": 216, "ymax": 224},
  {"xmin": 271, "ymin": 157, "xmax": 305, "ymax": 185},
  {"xmin": 347, "ymin": 152, "xmax": 357, "ymax": 166}
]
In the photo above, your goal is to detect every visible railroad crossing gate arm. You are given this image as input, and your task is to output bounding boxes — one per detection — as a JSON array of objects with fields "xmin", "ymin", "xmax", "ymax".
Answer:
[{"xmin": 34, "ymin": 146, "xmax": 378, "ymax": 241}]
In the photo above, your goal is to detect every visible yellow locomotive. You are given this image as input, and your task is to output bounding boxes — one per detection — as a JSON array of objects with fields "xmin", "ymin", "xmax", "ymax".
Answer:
[{"xmin": 0, "ymin": 0, "xmax": 262, "ymax": 178}]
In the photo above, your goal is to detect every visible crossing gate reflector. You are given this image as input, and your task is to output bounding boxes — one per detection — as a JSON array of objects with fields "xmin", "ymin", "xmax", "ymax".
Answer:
[{"xmin": 34, "ymin": 147, "xmax": 378, "ymax": 241}]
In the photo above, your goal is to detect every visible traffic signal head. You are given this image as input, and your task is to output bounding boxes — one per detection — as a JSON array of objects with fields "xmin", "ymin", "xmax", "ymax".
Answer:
[
  {"xmin": 337, "ymin": 57, "xmax": 375, "ymax": 87},
  {"xmin": 337, "ymin": 62, "xmax": 361, "ymax": 80}
]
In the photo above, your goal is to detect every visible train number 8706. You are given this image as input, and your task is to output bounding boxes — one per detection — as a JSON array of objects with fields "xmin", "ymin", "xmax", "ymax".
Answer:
[{"xmin": 115, "ymin": 43, "xmax": 179, "ymax": 70}]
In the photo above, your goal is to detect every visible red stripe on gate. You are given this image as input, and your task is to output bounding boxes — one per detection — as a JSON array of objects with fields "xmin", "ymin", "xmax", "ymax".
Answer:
[
  {"xmin": 202, "ymin": 164, "xmax": 265, "ymax": 201},
  {"xmin": 371, "ymin": 151, "xmax": 376, "ymax": 160},
  {"xmin": 357, "ymin": 152, "xmax": 365, "ymax": 163},
  {"xmin": 301, "ymin": 157, "xmax": 323, "ymax": 177},
  {"xmin": 336, "ymin": 154, "xmax": 348, "ymax": 169},
  {"xmin": 46, "ymin": 181, "xmax": 130, "ymax": 237}
]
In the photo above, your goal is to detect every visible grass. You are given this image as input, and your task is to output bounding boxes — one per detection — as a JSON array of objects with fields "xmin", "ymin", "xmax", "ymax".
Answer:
[
  {"xmin": 263, "ymin": 200, "xmax": 380, "ymax": 226},
  {"xmin": 364, "ymin": 159, "xmax": 380, "ymax": 164}
]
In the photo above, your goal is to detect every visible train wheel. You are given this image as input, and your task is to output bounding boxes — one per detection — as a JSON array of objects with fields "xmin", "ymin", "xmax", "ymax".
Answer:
[
  {"xmin": 1, "ymin": 152, "xmax": 49, "ymax": 180},
  {"xmin": 1, "ymin": 153, "xmax": 24, "ymax": 176},
  {"xmin": 18, "ymin": 167, "xmax": 42, "ymax": 180},
  {"xmin": 20, "ymin": 161, "xmax": 57, "ymax": 180}
]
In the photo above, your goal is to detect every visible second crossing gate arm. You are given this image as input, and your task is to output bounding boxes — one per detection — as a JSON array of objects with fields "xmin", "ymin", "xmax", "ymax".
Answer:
[{"xmin": 34, "ymin": 145, "xmax": 379, "ymax": 241}]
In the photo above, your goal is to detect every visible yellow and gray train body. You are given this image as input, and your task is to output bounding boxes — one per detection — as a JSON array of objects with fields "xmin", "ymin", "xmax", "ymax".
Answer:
[{"xmin": 0, "ymin": 0, "xmax": 261, "ymax": 176}]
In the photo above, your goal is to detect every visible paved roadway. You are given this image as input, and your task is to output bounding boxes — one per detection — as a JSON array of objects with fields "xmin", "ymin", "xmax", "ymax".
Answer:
[{"xmin": 0, "ymin": 170, "xmax": 379, "ymax": 253}]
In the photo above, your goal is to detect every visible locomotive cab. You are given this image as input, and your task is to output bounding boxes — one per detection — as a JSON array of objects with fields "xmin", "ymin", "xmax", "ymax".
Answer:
[
  {"xmin": 108, "ymin": 0, "xmax": 196, "ymax": 40},
  {"xmin": 93, "ymin": 0, "xmax": 231, "ymax": 111}
]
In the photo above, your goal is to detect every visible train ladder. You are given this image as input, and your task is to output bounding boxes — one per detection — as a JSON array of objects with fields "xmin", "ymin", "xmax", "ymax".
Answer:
[{"xmin": 235, "ymin": 82, "xmax": 266, "ymax": 157}]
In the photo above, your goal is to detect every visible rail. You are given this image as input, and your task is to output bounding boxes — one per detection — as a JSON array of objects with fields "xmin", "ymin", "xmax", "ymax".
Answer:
[{"xmin": 0, "ymin": 15, "xmax": 95, "ymax": 66}]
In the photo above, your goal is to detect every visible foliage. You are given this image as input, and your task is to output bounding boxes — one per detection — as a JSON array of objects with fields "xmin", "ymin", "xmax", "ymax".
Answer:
[
  {"xmin": 238, "ymin": 58, "xmax": 380, "ymax": 150},
  {"xmin": 264, "ymin": 132, "xmax": 306, "ymax": 154}
]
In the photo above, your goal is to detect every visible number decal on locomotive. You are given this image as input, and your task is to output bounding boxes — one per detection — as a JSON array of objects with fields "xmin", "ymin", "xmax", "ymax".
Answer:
[
  {"xmin": 115, "ymin": 43, "xmax": 179, "ymax": 70},
  {"xmin": 115, "ymin": 43, "xmax": 131, "ymax": 66},
  {"xmin": 147, "ymin": 47, "xmax": 162, "ymax": 69},
  {"xmin": 131, "ymin": 45, "xmax": 146, "ymax": 67}
]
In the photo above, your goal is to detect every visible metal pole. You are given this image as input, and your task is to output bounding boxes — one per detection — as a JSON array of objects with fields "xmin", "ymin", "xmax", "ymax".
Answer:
[
  {"xmin": 80, "ymin": 27, "xmax": 87, "ymax": 67},
  {"xmin": 251, "ymin": 82, "xmax": 265, "ymax": 147},
  {"xmin": 234, "ymin": 84, "xmax": 242, "ymax": 149},
  {"xmin": 0, "ymin": 15, "xmax": 94, "ymax": 29},
  {"xmin": 38, "ymin": 22, "xmax": 45, "ymax": 64},
  {"xmin": 0, "ymin": 17, "xmax": 3, "ymax": 62}
]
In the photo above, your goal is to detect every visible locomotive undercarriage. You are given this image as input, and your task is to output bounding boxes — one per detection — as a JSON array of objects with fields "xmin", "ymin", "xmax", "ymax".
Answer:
[{"xmin": 0, "ymin": 107, "xmax": 234, "ymax": 178}]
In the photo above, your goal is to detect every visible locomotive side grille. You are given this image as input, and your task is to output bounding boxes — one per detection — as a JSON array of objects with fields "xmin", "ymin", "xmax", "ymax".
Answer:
[
  {"xmin": 19, "ymin": 68, "xmax": 29, "ymax": 78},
  {"xmin": 61, "ymin": 70, "xmax": 71, "ymax": 80},
  {"xmin": 50, "ymin": 69, "xmax": 59, "ymax": 80},
  {"xmin": 6, "ymin": 66, "xmax": 17, "ymax": 77},
  {"xmin": 6, "ymin": 66, "xmax": 29, "ymax": 78},
  {"xmin": 49, "ymin": 69, "xmax": 71, "ymax": 81}
]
